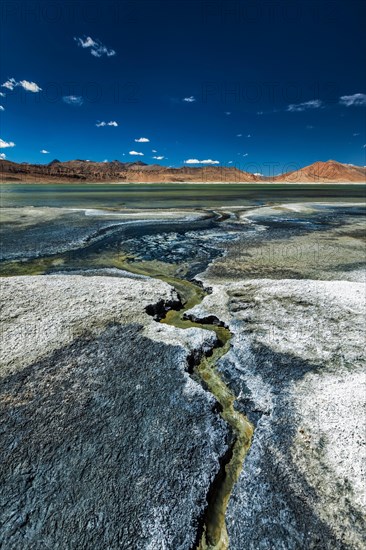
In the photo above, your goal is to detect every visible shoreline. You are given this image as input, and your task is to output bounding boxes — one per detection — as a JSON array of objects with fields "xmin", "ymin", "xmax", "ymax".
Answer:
[{"xmin": 1, "ymin": 181, "xmax": 365, "ymax": 186}]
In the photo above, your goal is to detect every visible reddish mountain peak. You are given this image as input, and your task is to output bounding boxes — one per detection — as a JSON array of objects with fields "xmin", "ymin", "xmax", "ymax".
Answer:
[{"xmin": 274, "ymin": 160, "xmax": 365, "ymax": 183}]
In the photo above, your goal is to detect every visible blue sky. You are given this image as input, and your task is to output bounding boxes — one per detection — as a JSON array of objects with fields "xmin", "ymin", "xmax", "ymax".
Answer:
[{"xmin": 0, "ymin": 0, "xmax": 365, "ymax": 175}]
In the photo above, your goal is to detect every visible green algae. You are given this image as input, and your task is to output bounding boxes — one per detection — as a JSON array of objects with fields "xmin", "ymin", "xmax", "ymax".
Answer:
[
  {"xmin": 158, "ymin": 281, "xmax": 253, "ymax": 550},
  {"xmin": 0, "ymin": 256, "xmax": 65, "ymax": 277},
  {"xmin": 196, "ymin": 351, "xmax": 253, "ymax": 550},
  {"xmin": 119, "ymin": 259, "xmax": 254, "ymax": 550}
]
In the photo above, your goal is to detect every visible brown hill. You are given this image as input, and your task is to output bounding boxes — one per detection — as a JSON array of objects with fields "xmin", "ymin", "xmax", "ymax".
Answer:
[
  {"xmin": 0, "ymin": 159, "xmax": 365, "ymax": 183},
  {"xmin": 273, "ymin": 160, "xmax": 366, "ymax": 183},
  {"xmin": 0, "ymin": 159, "xmax": 258, "ymax": 183}
]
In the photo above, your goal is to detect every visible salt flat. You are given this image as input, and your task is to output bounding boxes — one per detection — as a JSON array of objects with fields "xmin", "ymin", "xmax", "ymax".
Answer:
[{"xmin": 1, "ymin": 201, "xmax": 365, "ymax": 549}]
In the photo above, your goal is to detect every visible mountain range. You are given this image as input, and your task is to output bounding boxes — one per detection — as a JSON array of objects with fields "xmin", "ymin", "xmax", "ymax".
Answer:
[{"xmin": 0, "ymin": 159, "xmax": 365, "ymax": 183}]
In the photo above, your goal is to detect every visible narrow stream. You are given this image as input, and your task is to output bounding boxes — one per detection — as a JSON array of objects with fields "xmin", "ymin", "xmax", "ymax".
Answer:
[
  {"xmin": 159, "ymin": 278, "xmax": 253, "ymax": 550},
  {"xmin": 119, "ymin": 260, "xmax": 254, "ymax": 549}
]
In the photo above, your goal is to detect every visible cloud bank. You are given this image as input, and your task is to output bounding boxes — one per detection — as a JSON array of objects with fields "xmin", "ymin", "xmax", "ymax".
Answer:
[
  {"xmin": 1, "ymin": 78, "xmax": 42, "ymax": 93},
  {"xmin": 96, "ymin": 121, "xmax": 118, "ymax": 127},
  {"xmin": 63, "ymin": 95, "xmax": 84, "ymax": 105},
  {"xmin": 287, "ymin": 99, "xmax": 322, "ymax": 112},
  {"xmin": 74, "ymin": 36, "xmax": 116, "ymax": 58},
  {"xmin": 0, "ymin": 139, "xmax": 15, "ymax": 148},
  {"xmin": 339, "ymin": 93, "xmax": 366, "ymax": 107},
  {"xmin": 184, "ymin": 159, "xmax": 219, "ymax": 165}
]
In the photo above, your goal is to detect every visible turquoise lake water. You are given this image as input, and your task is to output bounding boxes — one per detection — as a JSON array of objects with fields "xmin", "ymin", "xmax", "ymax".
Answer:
[{"xmin": 1, "ymin": 183, "xmax": 365, "ymax": 209}]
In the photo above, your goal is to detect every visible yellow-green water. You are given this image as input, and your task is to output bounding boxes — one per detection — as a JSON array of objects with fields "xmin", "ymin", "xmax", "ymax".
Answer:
[{"xmin": 116, "ymin": 259, "xmax": 254, "ymax": 549}]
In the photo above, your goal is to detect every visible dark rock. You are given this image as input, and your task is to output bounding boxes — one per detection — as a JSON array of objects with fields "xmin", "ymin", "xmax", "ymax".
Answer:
[{"xmin": 0, "ymin": 324, "xmax": 228, "ymax": 549}]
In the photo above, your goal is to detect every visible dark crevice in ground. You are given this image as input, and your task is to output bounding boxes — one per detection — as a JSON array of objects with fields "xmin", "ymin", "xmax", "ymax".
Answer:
[
  {"xmin": 145, "ymin": 276, "xmax": 253, "ymax": 549},
  {"xmin": 145, "ymin": 296, "xmax": 183, "ymax": 321}
]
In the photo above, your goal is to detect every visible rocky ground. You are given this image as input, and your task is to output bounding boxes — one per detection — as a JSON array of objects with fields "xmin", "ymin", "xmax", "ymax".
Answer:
[
  {"xmin": 206, "ymin": 203, "xmax": 366, "ymax": 283},
  {"xmin": 1, "ymin": 202, "xmax": 365, "ymax": 549},
  {"xmin": 188, "ymin": 278, "xmax": 366, "ymax": 549},
  {"xmin": 0, "ymin": 275, "xmax": 229, "ymax": 550},
  {"xmin": 0, "ymin": 207, "xmax": 211, "ymax": 261}
]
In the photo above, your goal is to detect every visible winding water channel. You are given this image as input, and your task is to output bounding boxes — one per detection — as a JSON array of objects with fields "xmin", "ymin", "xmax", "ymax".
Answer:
[{"xmin": 123, "ymin": 263, "xmax": 254, "ymax": 549}]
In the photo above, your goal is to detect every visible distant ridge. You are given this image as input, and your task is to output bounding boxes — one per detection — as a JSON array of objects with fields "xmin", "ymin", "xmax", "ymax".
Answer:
[
  {"xmin": 0, "ymin": 159, "xmax": 365, "ymax": 183},
  {"xmin": 271, "ymin": 160, "xmax": 366, "ymax": 183},
  {"xmin": 0, "ymin": 159, "xmax": 257, "ymax": 183}
]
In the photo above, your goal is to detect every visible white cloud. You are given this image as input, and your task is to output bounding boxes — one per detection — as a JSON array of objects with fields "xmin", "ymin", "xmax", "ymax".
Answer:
[
  {"xmin": 1, "ymin": 78, "xmax": 41, "ymax": 92},
  {"xmin": 19, "ymin": 80, "xmax": 42, "ymax": 92},
  {"xmin": 363, "ymin": 144, "xmax": 366, "ymax": 149},
  {"xmin": 254, "ymin": 172, "xmax": 263, "ymax": 176},
  {"xmin": 129, "ymin": 151, "xmax": 144, "ymax": 156},
  {"xmin": 74, "ymin": 36, "xmax": 116, "ymax": 58},
  {"xmin": 0, "ymin": 106, "xmax": 4, "ymax": 111},
  {"xmin": 2, "ymin": 78, "xmax": 17, "ymax": 90},
  {"xmin": 339, "ymin": 93, "xmax": 366, "ymax": 107},
  {"xmin": 63, "ymin": 95, "xmax": 84, "ymax": 105},
  {"xmin": 183, "ymin": 96, "xmax": 196, "ymax": 103},
  {"xmin": 134, "ymin": 137, "xmax": 149, "ymax": 142},
  {"xmin": 287, "ymin": 99, "xmax": 322, "ymax": 112},
  {"xmin": 0, "ymin": 92, "xmax": 5, "ymax": 97},
  {"xmin": 153, "ymin": 156, "xmax": 164, "ymax": 160},
  {"xmin": 184, "ymin": 159, "xmax": 219, "ymax": 165},
  {"xmin": 247, "ymin": 134, "xmax": 251, "ymax": 138},
  {"xmin": 225, "ymin": 111, "xmax": 231, "ymax": 115},
  {"xmin": 0, "ymin": 139, "xmax": 15, "ymax": 148},
  {"xmin": 257, "ymin": 111, "xmax": 264, "ymax": 115},
  {"xmin": 236, "ymin": 134, "xmax": 242, "ymax": 137},
  {"xmin": 0, "ymin": 153, "xmax": 6, "ymax": 159},
  {"xmin": 96, "ymin": 120, "xmax": 118, "ymax": 127},
  {"xmin": 353, "ymin": 133, "xmax": 360, "ymax": 136},
  {"xmin": 243, "ymin": 153, "xmax": 248, "ymax": 157},
  {"xmin": 78, "ymin": 36, "xmax": 95, "ymax": 48},
  {"xmin": 103, "ymin": 159, "xmax": 108, "ymax": 163},
  {"xmin": 228, "ymin": 161, "xmax": 233, "ymax": 164},
  {"xmin": 152, "ymin": 149, "xmax": 157, "ymax": 153},
  {"xmin": 40, "ymin": 149, "xmax": 49, "ymax": 154}
]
